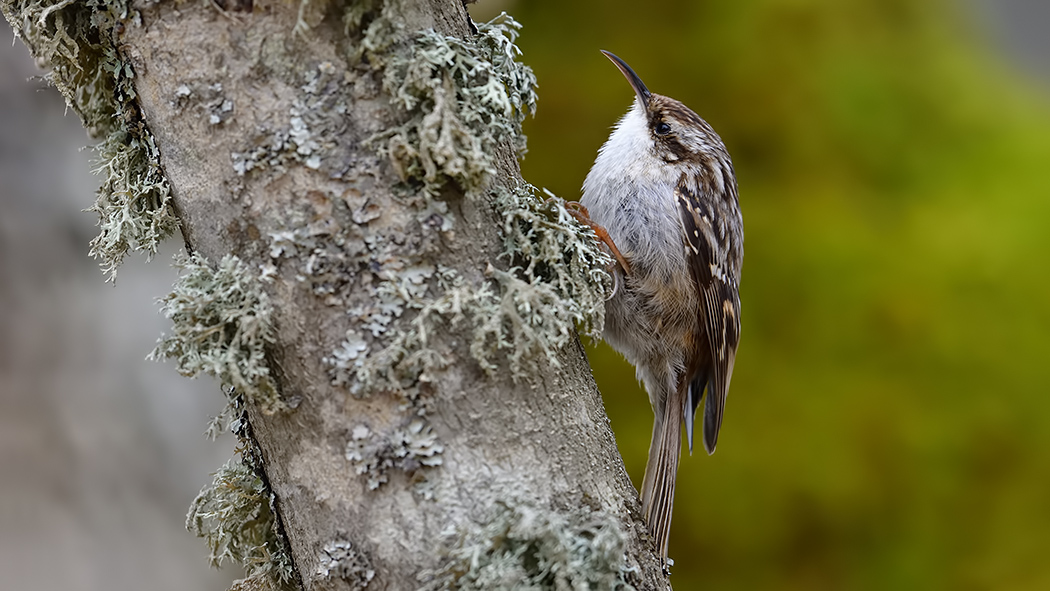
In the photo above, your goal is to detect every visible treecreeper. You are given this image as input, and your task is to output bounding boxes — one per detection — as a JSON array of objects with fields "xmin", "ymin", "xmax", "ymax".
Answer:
[{"xmin": 578, "ymin": 50, "xmax": 744, "ymax": 560}]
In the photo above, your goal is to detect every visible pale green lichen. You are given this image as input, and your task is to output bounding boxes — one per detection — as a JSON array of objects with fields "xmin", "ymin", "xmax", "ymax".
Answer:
[
  {"xmin": 326, "ymin": 266, "xmax": 473, "ymax": 393},
  {"xmin": 150, "ymin": 253, "xmax": 284, "ymax": 415},
  {"xmin": 418, "ymin": 503, "xmax": 636, "ymax": 591},
  {"xmin": 345, "ymin": 419, "xmax": 444, "ymax": 490},
  {"xmin": 232, "ymin": 62, "xmax": 349, "ymax": 177},
  {"xmin": 322, "ymin": 10, "xmax": 608, "ymax": 394},
  {"xmin": 342, "ymin": 0, "xmax": 400, "ymax": 65},
  {"xmin": 474, "ymin": 265, "xmax": 586, "ymax": 375},
  {"xmin": 2, "ymin": 0, "xmax": 179, "ymax": 280},
  {"xmin": 187, "ymin": 457, "xmax": 296, "ymax": 590},
  {"xmin": 317, "ymin": 539, "xmax": 375, "ymax": 589},
  {"xmin": 326, "ymin": 12, "xmax": 608, "ymax": 393},
  {"xmin": 88, "ymin": 125, "xmax": 179, "ymax": 279},
  {"xmin": 168, "ymin": 82, "xmax": 234, "ymax": 125},
  {"xmin": 374, "ymin": 13, "xmax": 538, "ymax": 198},
  {"xmin": 329, "ymin": 183, "xmax": 612, "ymax": 393},
  {"xmin": 267, "ymin": 224, "xmax": 363, "ymax": 307},
  {"xmin": 494, "ymin": 184, "xmax": 612, "ymax": 342}
]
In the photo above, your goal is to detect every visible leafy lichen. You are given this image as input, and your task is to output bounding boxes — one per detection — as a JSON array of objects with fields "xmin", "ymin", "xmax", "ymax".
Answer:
[
  {"xmin": 320, "ymin": 8, "xmax": 606, "ymax": 396},
  {"xmin": 88, "ymin": 125, "xmax": 179, "ymax": 279},
  {"xmin": 328, "ymin": 183, "xmax": 611, "ymax": 393},
  {"xmin": 150, "ymin": 252, "xmax": 284, "ymax": 415},
  {"xmin": 325, "ymin": 10, "xmax": 608, "ymax": 395},
  {"xmin": 2, "ymin": 0, "xmax": 179, "ymax": 280},
  {"xmin": 374, "ymin": 13, "xmax": 538, "ymax": 199},
  {"xmin": 494, "ymin": 184, "xmax": 612, "ymax": 343},
  {"xmin": 345, "ymin": 419, "xmax": 444, "ymax": 490},
  {"xmin": 317, "ymin": 539, "xmax": 376, "ymax": 588},
  {"xmin": 232, "ymin": 62, "xmax": 351, "ymax": 178},
  {"xmin": 186, "ymin": 457, "xmax": 296, "ymax": 590},
  {"xmin": 342, "ymin": 0, "xmax": 403, "ymax": 66},
  {"xmin": 418, "ymin": 502, "xmax": 636, "ymax": 591}
]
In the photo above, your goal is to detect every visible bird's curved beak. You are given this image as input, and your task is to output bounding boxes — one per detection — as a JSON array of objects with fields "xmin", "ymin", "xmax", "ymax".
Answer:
[{"xmin": 601, "ymin": 50, "xmax": 651, "ymax": 108}]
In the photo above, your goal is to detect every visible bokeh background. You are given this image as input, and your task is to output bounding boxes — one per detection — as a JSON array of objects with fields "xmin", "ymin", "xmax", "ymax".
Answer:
[{"xmin": 3, "ymin": 0, "xmax": 1049, "ymax": 589}]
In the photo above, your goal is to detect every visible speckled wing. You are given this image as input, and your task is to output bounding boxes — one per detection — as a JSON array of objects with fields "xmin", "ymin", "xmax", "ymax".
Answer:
[{"xmin": 674, "ymin": 176, "xmax": 742, "ymax": 455}]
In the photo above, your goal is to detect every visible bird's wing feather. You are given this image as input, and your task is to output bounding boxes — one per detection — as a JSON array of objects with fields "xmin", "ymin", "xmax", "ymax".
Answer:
[{"xmin": 674, "ymin": 176, "xmax": 742, "ymax": 454}]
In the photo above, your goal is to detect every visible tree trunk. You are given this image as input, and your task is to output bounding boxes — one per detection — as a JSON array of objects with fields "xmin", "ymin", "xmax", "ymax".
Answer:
[{"xmin": 4, "ymin": 0, "xmax": 669, "ymax": 588}]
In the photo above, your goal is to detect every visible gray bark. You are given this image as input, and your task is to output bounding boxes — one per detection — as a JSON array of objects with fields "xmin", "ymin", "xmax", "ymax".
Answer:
[{"xmin": 16, "ymin": 0, "xmax": 670, "ymax": 588}]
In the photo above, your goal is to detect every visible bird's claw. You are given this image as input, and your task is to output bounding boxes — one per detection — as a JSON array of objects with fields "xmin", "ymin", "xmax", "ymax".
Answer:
[{"xmin": 563, "ymin": 201, "xmax": 632, "ymax": 275}]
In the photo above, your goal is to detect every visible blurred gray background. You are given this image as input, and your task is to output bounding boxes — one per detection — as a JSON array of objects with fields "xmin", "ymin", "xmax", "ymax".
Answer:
[
  {"xmin": 1, "ymin": 1, "xmax": 1046, "ymax": 589},
  {"xmin": 0, "ymin": 18, "xmax": 233, "ymax": 591}
]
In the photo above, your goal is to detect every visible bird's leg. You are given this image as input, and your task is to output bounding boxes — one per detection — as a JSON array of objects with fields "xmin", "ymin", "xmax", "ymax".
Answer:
[{"xmin": 563, "ymin": 201, "xmax": 632, "ymax": 275}]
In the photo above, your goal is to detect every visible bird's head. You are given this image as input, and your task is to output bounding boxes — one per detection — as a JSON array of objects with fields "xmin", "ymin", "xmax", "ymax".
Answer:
[{"xmin": 601, "ymin": 50, "xmax": 727, "ymax": 168}]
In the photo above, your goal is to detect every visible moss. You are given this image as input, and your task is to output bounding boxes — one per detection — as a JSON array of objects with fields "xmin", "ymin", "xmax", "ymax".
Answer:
[
  {"xmin": 2, "ymin": 0, "xmax": 178, "ymax": 280},
  {"xmin": 372, "ymin": 13, "xmax": 538, "ymax": 199},
  {"xmin": 418, "ymin": 502, "xmax": 636, "ymax": 591},
  {"xmin": 187, "ymin": 456, "xmax": 296, "ymax": 590},
  {"xmin": 150, "ymin": 252, "xmax": 285, "ymax": 416}
]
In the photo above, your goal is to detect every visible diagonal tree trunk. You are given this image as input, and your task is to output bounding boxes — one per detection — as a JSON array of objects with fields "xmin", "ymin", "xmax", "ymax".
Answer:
[{"xmin": 3, "ymin": 0, "xmax": 670, "ymax": 588}]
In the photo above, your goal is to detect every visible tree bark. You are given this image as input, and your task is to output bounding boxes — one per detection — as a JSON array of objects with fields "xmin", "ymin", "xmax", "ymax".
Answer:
[{"xmin": 7, "ymin": 0, "xmax": 669, "ymax": 588}]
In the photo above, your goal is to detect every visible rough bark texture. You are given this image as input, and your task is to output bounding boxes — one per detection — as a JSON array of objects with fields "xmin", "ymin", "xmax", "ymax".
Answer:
[{"xmin": 11, "ymin": 0, "xmax": 669, "ymax": 588}]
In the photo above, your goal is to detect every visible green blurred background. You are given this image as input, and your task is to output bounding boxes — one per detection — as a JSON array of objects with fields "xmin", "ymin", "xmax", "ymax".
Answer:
[{"xmin": 475, "ymin": 0, "xmax": 1050, "ymax": 588}]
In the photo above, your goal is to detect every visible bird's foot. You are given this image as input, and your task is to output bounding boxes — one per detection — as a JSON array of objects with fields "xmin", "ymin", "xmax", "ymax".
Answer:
[{"xmin": 563, "ymin": 201, "xmax": 631, "ymax": 275}]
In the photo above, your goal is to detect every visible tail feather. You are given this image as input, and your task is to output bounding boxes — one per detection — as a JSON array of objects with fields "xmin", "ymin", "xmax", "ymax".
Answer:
[
  {"xmin": 702, "ymin": 376, "xmax": 723, "ymax": 454},
  {"xmin": 684, "ymin": 369, "xmax": 709, "ymax": 455},
  {"xmin": 640, "ymin": 388, "xmax": 686, "ymax": 557}
]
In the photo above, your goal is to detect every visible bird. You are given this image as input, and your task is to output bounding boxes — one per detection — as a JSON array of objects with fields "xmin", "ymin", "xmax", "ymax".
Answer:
[{"xmin": 579, "ymin": 50, "xmax": 743, "ymax": 558}]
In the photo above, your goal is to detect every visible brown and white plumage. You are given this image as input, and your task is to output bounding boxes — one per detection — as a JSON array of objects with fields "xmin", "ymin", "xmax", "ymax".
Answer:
[{"xmin": 581, "ymin": 51, "xmax": 743, "ymax": 558}]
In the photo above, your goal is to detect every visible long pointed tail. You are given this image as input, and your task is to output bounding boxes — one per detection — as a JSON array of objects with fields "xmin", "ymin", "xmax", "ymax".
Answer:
[{"xmin": 640, "ymin": 387, "xmax": 685, "ymax": 557}]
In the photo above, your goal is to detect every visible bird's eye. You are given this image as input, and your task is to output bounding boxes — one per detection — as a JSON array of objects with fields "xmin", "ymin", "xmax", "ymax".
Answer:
[{"xmin": 655, "ymin": 121, "xmax": 671, "ymax": 135}]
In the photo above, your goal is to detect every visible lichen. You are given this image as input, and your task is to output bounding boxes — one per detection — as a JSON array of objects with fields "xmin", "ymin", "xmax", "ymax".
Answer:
[
  {"xmin": 317, "ymin": 539, "xmax": 376, "ymax": 588},
  {"xmin": 418, "ymin": 502, "xmax": 636, "ymax": 591},
  {"xmin": 373, "ymin": 13, "xmax": 538, "ymax": 199},
  {"xmin": 231, "ymin": 62, "xmax": 350, "ymax": 177},
  {"xmin": 169, "ymin": 81, "xmax": 234, "ymax": 126},
  {"xmin": 2, "ymin": 0, "xmax": 179, "ymax": 280},
  {"xmin": 494, "ymin": 184, "xmax": 612, "ymax": 342},
  {"xmin": 345, "ymin": 418, "xmax": 444, "ymax": 490},
  {"xmin": 474, "ymin": 265, "xmax": 584, "ymax": 375},
  {"xmin": 293, "ymin": 0, "xmax": 332, "ymax": 38},
  {"xmin": 342, "ymin": 0, "xmax": 400, "ymax": 65},
  {"xmin": 327, "ymin": 182, "xmax": 611, "ymax": 394},
  {"xmin": 322, "ymin": 9, "xmax": 609, "ymax": 394},
  {"xmin": 312, "ymin": 9, "xmax": 608, "ymax": 396},
  {"xmin": 187, "ymin": 456, "xmax": 296, "ymax": 590},
  {"xmin": 150, "ymin": 252, "xmax": 284, "ymax": 415}
]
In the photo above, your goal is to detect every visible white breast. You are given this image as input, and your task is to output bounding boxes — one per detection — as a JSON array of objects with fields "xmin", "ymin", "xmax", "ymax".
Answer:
[{"xmin": 581, "ymin": 101, "xmax": 686, "ymax": 279}]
